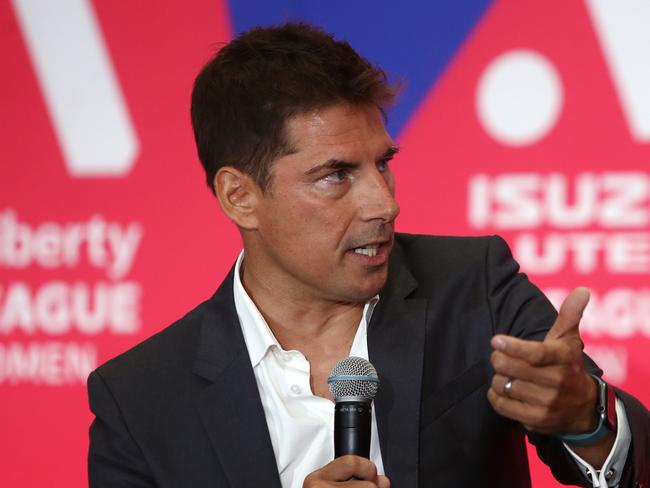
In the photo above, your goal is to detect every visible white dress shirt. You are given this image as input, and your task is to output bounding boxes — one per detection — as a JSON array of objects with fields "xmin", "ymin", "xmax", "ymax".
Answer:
[{"xmin": 232, "ymin": 251, "xmax": 631, "ymax": 487}]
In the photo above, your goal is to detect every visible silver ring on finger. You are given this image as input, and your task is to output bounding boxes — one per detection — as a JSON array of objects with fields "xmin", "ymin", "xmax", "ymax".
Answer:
[{"xmin": 503, "ymin": 378, "xmax": 514, "ymax": 397}]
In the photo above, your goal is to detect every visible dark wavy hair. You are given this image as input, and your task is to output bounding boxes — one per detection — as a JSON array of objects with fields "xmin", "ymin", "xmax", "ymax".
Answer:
[{"xmin": 191, "ymin": 22, "xmax": 397, "ymax": 193}]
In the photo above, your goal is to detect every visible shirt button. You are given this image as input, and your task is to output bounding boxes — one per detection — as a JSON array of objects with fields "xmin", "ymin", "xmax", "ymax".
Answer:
[
  {"xmin": 283, "ymin": 354, "xmax": 292, "ymax": 362},
  {"xmin": 605, "ymin": 469, "xmax": 615, "ymax": 481},
  {"xmin": 290, "ymin": 384, "xmax": 302, "ymax": 395}
]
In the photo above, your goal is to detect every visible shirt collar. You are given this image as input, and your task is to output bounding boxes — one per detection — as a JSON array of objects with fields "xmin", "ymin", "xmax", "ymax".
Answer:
[
  {"xmin": 232, "ymin": 250, "xmax": 380, "ymax": 368},
  {"xmin": 233, "ymin": 251, "xmax": 280, "ymax": 367}
]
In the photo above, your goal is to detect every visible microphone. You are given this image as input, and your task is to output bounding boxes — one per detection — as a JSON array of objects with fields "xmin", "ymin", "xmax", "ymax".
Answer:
[{"xmin": 327, "ymin": 356, "xmax": 380, "ymax": 458}]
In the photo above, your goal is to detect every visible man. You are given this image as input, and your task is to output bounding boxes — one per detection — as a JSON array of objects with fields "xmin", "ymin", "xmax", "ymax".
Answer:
[{"xmin": 88, "ymin": 23, "xmax": 649, "ymax": 487}]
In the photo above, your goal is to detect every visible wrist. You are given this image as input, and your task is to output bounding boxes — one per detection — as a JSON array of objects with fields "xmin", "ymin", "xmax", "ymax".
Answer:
[
  {"xmin": 559, "ymin": 375, "xmax": 617, "ymax": 447},
  {"xmin": 572, "ymin": 374, "xmax": 600, "ymax": 433}
]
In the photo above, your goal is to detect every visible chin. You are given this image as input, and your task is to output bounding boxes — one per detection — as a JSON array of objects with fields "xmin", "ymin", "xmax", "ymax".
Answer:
[{"xmin": 343, "ymin": 278, "xmax": 386, "ymax": 303}]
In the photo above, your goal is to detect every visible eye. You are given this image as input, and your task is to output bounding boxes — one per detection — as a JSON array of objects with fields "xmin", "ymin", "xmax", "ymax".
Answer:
[
  {"xmin": 377, "ymin": 157, "xmax": 393, "ymax": 172},
  {"xmin": 322, "ymin": 169, "xmax": 349, "ymax": 183}
]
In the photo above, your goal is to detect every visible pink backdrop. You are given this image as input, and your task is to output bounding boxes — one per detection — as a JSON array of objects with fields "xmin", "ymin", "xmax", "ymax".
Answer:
[{"xmin": 1, "ymin": 1, "xmax": 648, "ymax": 486}]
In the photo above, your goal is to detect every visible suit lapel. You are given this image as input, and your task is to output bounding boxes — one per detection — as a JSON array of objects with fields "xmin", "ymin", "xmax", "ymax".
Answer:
[
  {"xmin": 369, "ymin": 244, "xmax": 426, "ymax": 488},
  {"xmin": 192, "ymin": 269, "xmax": 282, "ymax": 488}
]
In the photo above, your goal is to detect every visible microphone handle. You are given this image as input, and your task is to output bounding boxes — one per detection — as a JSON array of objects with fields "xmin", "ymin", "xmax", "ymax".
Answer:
[{"xmin": 334, "ymin": 400, "xmax": 372, "ymax": 458}]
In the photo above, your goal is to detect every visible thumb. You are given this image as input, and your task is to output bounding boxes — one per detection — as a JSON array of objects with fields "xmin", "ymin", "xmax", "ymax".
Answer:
[
  {"xmin": 377, "ymin": 475, "xmax": 391, "ymax": 488},
  {"xmin": 545, "ymin": 287, "xmax": 590, "ymax": 341}
]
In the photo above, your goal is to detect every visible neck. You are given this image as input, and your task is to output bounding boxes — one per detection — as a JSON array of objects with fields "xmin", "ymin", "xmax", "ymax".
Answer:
[{"xmin": 240, "ymin": 256, "xmax": 364, "ymax": 352}]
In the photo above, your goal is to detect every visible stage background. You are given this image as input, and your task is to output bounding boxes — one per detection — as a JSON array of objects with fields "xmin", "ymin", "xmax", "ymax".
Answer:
[{"xmin": 1, "ymin": 1, "xmax": 648, "ymax": 486}]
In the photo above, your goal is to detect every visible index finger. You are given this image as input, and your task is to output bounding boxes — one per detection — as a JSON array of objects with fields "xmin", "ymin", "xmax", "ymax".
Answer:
[
  {"xmin": 307, "ymin": 455, "xmax": 378, "ymax": 483},
  {"xmin": 491, "ymin": 334, "xmax": 570, "ymax": 366}
]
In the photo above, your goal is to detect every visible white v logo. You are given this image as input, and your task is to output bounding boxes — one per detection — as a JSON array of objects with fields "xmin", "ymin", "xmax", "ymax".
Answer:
[
  {"xmin": 11, "ymin": 0, "xmax": 139, "ymax": 177},
  {"xmin": 586, "ymin": 0, "xmax": 650, "ymax": 143}
]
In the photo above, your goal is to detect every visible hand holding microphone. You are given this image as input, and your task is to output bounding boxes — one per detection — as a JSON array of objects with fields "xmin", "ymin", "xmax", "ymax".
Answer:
[{"xmin": 303, "ymin": 456, "xmax": 390, "ymax": 488}]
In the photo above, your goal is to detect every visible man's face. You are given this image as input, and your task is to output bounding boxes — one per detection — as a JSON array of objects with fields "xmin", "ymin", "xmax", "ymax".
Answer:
[{"xmin": 247, "ymin": 103, "xmax": 400, "ymax": 304}]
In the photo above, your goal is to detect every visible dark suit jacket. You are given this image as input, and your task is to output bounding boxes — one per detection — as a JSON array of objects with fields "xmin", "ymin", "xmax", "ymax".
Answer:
[{"xmin": 88, "ymin": 234, "xmax": 650, "ymax": 487}]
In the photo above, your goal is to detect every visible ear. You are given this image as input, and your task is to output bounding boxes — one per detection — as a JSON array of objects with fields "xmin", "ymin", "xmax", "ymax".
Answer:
[{"xmin": 213, "ymin": 167, "xmax": 262, "ymax": 229}]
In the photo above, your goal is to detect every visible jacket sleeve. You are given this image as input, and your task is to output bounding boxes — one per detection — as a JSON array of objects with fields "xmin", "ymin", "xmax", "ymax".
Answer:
[
  {"xmin": 87, "ymin": 370, "xmax": 156, "ymax": 488},
  {"xmin": 485, "ymin": 235, "xmax": 650, "ymax": 488}
]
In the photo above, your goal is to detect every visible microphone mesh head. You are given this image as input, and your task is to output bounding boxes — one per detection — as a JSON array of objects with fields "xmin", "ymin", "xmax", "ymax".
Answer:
[{"xmin": 328, "ymin": 356, "xmax": 379, "ymax": 401}]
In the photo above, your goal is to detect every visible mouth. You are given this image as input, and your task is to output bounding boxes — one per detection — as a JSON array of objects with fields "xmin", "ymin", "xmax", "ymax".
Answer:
[
  {"xmin": 352, "ymin": 244, "xmax": 380, "ymax": 257},
  {"xmin": 347, "ymin": 237, "xmax": 392, "ymax": 265}
]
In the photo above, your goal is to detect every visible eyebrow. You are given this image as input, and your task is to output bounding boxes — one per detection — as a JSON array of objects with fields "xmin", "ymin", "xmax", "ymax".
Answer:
[{"xmin": 304, "ymin": 145, "xmax": 400, "ymax": 176}]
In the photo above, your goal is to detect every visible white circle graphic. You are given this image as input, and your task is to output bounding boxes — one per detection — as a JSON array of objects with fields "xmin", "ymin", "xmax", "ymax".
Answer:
[{"xmin": 476, "ymin": 49, "xmax": 564, "ymax": 146}]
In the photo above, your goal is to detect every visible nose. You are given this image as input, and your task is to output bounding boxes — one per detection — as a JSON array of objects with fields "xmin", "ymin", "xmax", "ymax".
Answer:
[{"xmin": 358, "ymin": 168, "xmax": 400, "ymax": 223}]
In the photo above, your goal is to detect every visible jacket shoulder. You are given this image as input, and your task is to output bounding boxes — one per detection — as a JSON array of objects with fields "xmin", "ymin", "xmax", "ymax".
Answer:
[
  {"xmin": 391, "ymin": 233, "xmax": 518, "ymax": 300},
  {"xmin": 394, "ymin": 232, "xmax": 508, "ymax": 271},
  {"xmin": 93, "ymin": 298, "xmax": 211, "ymax": 383}
]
